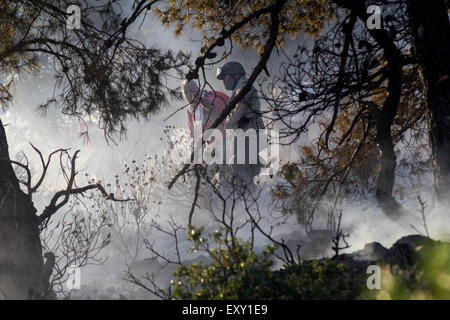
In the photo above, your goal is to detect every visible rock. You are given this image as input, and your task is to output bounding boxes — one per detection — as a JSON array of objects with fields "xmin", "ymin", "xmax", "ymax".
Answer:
[
  {"xmin": 350, "ymin": 242, "xmax": 389, "ymax": 262},
  {"xmin": 334, "ymin": 234, "xmax": 442, "ymax": 271},
  {"xmin": 67, "ymin": 234, "xmax": 448, "ymax": 299},
  {"xmin": 392, "ymin": 234, "xmax": 434, "ymax": 250},
  {"xmin": 385, "ymin": 235, "xmax": 438, "ymax": 268}
]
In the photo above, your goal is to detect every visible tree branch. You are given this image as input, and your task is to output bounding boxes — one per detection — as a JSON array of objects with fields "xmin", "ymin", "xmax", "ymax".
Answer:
[{"xmin": 168, "ymin": 0, "xmax": 286, "ymax": 190}]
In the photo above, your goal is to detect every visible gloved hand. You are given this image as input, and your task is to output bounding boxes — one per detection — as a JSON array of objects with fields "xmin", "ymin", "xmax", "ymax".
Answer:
[{"xmin": 201, "ymin": 90, "xmax": 209, "ymax": 99}]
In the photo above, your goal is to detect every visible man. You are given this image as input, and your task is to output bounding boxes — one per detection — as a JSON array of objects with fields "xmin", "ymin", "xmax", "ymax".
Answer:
[
  {"xmin": 181, "ymin": 79, "xmax": 228, "ymax": 140},
  {"xmin": 217, "ymin": 61, "xmax": 264, "ymax": 187},
  {"xmin": 180, "ymin": 80, "xmax": 231, "ymax": 216}
]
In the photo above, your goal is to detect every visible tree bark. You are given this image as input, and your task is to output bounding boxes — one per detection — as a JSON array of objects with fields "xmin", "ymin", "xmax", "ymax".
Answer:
[
  {"xmin": 334, "ymin": 0, "xmax": 408, "ymax": 218},
  {"xmin": 0, "ymin": 119, "xmax": 44, "ymax": 299},
  {"xmin": 406, "ymin": 0, "xmax": 450, "ymax": 205},
  {"xmin": 366, "ymin": 25, "xmax": 406, "ymax": 220},
  {"xmin": 374, "ymin": 61, "xmax": 404, "ymax": 219}
]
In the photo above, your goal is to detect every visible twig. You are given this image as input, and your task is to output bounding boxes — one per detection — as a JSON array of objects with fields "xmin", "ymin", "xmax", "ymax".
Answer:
[
  {"xmin": 168, "ymin": 0, "xmax": 286, "ymax": 190},
  {"xmin": 417, "ymin": 195, "xmax": 430, "ymax": 238},
  {"xmin": 331, "ymin": 211, "xmax": 350, "ymax": 258}
]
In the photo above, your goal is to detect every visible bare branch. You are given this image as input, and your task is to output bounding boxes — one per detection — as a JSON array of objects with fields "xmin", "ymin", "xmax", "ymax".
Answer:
[{"xmin": 168, "ymin": 0, "xmax": 286, "ymax": 190}]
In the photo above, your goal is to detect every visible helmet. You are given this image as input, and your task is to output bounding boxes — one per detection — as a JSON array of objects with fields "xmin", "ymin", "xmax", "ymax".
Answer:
[{"xmin": 216, "ymin": 61, "xmax": 246, "ymax": 80}]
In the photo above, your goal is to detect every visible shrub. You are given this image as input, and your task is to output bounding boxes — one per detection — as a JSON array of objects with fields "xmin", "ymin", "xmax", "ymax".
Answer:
[{"xmin": 169, "ymin": 227, "xmax": 363, "ymax": 300}]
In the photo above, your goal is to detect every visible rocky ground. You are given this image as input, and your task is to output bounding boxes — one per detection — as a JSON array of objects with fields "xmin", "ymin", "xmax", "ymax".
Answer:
[{"xmin": 68, "ymin": 234, "xmax": 449, "ymax": 299}]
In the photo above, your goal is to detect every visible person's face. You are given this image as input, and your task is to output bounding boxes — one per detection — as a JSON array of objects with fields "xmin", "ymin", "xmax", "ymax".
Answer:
[
  {"xmin": 222, "ymin": 74, "xmax": 235, "ymax": 91},
  {"xmin": 185, "ymin": 90, "xmax": 199, "ymax": 104}
]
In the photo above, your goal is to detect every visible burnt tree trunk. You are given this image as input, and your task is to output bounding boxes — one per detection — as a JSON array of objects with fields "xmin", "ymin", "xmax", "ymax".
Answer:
[
  {"xmin": 0, "ymin": 120, "xmax": 44, "ymax": 299},
  {"xmin": 363, "ymin": 6, "xmax": 406, "ymax": 219},
  {"xmin": 374, "ymin": 59, "xmax": 403, "ymax": 219},
  {"xmin": 406, "ymin": 0, "xmax": 450, "ymax": 205},
  {"xmin": 333, "ymin": 0, "xmax": 408, "ymax": 219}
]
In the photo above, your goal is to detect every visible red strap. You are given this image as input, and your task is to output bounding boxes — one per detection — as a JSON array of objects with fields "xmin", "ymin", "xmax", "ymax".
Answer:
[
  {"xmin": 186, "ymin": 108, "xmax": 195, "ymax": 134},
  {"xmin": 207, "ymin": 91, "xmax": 229, "ymax": 112}
]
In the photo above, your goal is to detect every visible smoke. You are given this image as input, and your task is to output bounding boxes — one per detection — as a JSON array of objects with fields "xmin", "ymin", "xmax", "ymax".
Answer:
[{"xmin": 3, "ymin": 2, "xmax": 448, "ymax": 299}]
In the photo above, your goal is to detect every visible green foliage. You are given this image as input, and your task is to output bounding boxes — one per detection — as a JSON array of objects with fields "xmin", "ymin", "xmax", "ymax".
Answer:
[
  {"xmin": 154, "ymin": 0, "xmax": 335, "ymax": 54},
  {"xmin": 367, "ymin": 242, "xmax": 450, "ymax": 300},
  {"xmin": 273, "ymin": 260, "xmax": 362, "ymax": 299},
  {"xmin": 0, "ymin": 1, "xmax": 190, "ymax": 137},
  {"xmin": 169, "ymin": 227, "xmax": 363, "ymax": 300},
  {"xmin": 170, "ymin": 226, "xmax": 275, "ymax": 299},
  {"xmin": 271, "ymin": 8, "xmax": 430, "ymax": 225}
]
